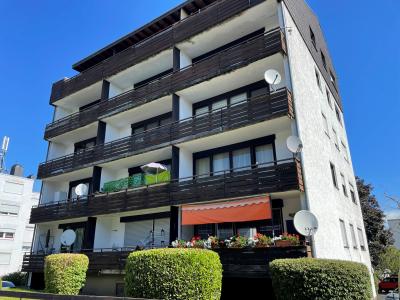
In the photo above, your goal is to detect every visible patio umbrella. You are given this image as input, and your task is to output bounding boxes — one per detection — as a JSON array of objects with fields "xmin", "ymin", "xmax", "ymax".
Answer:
[{"xmin": 141, "ymin": 162, "xmax": 168, "ymax": 183}]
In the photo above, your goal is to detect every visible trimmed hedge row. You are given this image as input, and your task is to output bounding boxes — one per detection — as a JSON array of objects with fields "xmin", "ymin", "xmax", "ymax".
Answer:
[
  {"xmin": 125, "ymin": 248, "xmax": 222, "ymax": 300},
  {"xmin": 270, "ymin": 258, "xmax": 372, "ymax": 300},
  {"xmin": 44, "ymin": 253, "xmax": 89, "ymax": 295}
]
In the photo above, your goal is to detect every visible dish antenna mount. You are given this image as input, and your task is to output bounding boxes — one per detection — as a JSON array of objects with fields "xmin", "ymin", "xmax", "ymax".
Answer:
[
  {"xmin": 75, "ymin": 184, "xmax": 89, "ymax": 197},
  {"xmin": 264, "ymin": 69, "xmax": 282, "ymax": 92},
  {"xmin": 0, "ymin": 136, "xmax": 10, "ymax": 173},
  {"xmin": 60, "ymin": 229, "xmax": 76, "ymax": 247},
  {"xmin": 286, "ymin": 136, "xmax": 303, "ymax": 158},
  {"xmin": 293, "ymin": 210, "xmax": 319, "ymax": 237}
]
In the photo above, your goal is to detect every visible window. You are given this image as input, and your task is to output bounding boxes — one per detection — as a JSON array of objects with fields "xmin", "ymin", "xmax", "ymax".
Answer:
[
  {"xmin": 193, "ymin": 137, "xmax": 275, "ymax": 177},
  {"xmin": 322, "ymin": 113, "xmax": 329, "ymax": 136},
  {"xmin": 335, "ymin": 105, "xmax": 342, "ymax": 125},
  {"xmin": 357, "ymin": 228, "xmax": 366, "ymax": 250},
  {"xmin": 74, "ymin": 137, "xmax": 96, "ymax": 154},
  {"xmin": 3, "ymin": 182, "xmax": 24, "ymax": 195},
  {"xmin": 131, "ymin": 113, "xmax": 172, "ymax": 134},
  {"xmin": 349, "ymin": 183, "xmax": 357, "ymax": 204},
  {"xmin": 340, "ymin": 173, "xmax": 348, "ymax": 197},
  {"xmin": 195, "ymin": 157, "xmax": 210, "ymax": 178},
  {"xmin": 195, "ymin": 224, "xmax": 215, "ymax": 239},
  {"xmin": 0, "ymin": 232, "xmax": 15, "ymax": 240},
  {"xmin": 330, "ymin": 70, "xmax": 337, "ymax": 88},
  {"xmin": 0, "ymin": 202, "xmax": 20, "ymax": 216},
  {"xmin": 213, "ymin": 152, "xmax": 230, "ymax": 175},
  {"xmin": 230, "ymin": 93, "xmax": 247, "ymax": 107},
  {"xmin": 310, "ymin": 27, "xmax": 316, "ymax": 49},
  {"xmin": 212, "ymin": 99, "xmax": 228, "ymax": 111},
  {"xmin": 339, "ymin": 219, "xmax": 349, "ymax": 248},
  {"xmin": 349, "ymin": 224, "xmax": 357, "ymax": 249},
  {"xmin": 326, "ymin": 88, "xmax": 332, "ymax": 108},
  {"xmin": 255, "ymin": 144, "xmax": 274, "ymax": 166},
  {"xmin": 321, "ymin": 51, "xmax": 327, "ymax": 70},
  {"xmin": 315, "ymin": 69, "xmax": 321, "ymax": 90},
  {"xmin": 332, "ymin": 128, "xmax": 339, "ymax": 150},
  {"xmin": 330, "ymin": 163, "xmax": 338, "ymax": 188},
  {"xmin": 195, "ymin": 106, "xmax": 209, "ymax": 117},
  {"xmin": 232, "ymin": 148, "xmax": 251, "ymax": 171},
  {"xmin": 341, "ymin": 141, "xmax": 349, "ymax": 162}
]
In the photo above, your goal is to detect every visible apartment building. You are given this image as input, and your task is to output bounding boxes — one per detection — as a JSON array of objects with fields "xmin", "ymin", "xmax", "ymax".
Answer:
[
  {"xmin": 0, "ymin": 167, "xmax": 39, "ymax": 276},
  {"xmin": 24, "ymin": 0, "xmax": 373, "ymax": 296}
]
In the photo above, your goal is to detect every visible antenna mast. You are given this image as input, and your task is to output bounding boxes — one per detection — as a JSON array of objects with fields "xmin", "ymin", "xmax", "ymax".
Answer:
[{"xmin": 0, "ymin": 136, "xmax": 10, "ymax": 173}]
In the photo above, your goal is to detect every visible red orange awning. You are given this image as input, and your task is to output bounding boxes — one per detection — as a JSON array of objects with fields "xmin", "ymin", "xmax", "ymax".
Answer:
[{"xmin": 181, "ymin": 196, "xmax": 271, "ymax": 225}]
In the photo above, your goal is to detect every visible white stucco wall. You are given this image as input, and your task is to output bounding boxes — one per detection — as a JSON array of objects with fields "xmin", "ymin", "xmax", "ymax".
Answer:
[
  {"xmin": 47, "ymin": 141, "xmax": 74, "ymax": 160},
  {"xmin": 179, "ymin": 96, "xmax": 192, "ymax": 120},
  {"xmin": 0, "ymin": 174, "xmax": 38, "ymax": 275},
  {"xmin": 178, "ymin": 147, "xmax": 193, "ymax": 180},
  {"xmin": 104, "ymin": 123, "xmax": 131, "ymax": 143},
  {"xmin": 280, "ymin": 0, "xmax": 373, "ymax": 284},
  {"xmin": 179, "ymin": 50, "xmax": 192, "ymax": 69}
]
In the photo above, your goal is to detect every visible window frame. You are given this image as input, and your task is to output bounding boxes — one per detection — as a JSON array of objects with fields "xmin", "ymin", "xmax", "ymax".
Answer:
[
  {"xmin": 330, "ymin": 163, "xmax": 338, "ymax": 189},
  {"xmin": 349, "ymin": 183, "xmax": 357, "ymax": 204},
  {"xmin": 339, "ymin": 219, "xmax": 349, "ymax": 248},
  {"xmin": 321, "ymin": 51, "xmax": 327, "ymax": 70},
  {"xmin": 357, "ymin": 227, "xmax": 366, "ymax": 250},
  {"xmin": 310, "ymin": 26, "xmax": 317, "ymax": 50},
  {"xmin": 340, "ymin": 173, "xmax": 348, "ymax": 197},
  {"xmin": 193, "ymin": 136, "xmax": 276, "ymax": 177},
  {"xmin": 321, "ymin": 112, "xmax": 329, "ymax": 137},
  {"xmin": 349, "ymin": 223, "xmax": 358, "ymax": 249},
  {"xmin": 315, "ymin": 68, "xmax": 322, "ymax": 90}
]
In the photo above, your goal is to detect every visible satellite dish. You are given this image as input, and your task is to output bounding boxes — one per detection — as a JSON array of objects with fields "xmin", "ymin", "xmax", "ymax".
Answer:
[
  {"xmin": 75, "ymin": 184, "xmax": 88, "ymax": 196},
  {"xmin": 60, "ymin": 229, "xmax": 76, "ymax": 246},
  {"xmin": 286, "ymin": 136, "xmax": 303, "ymax": 154},
  {"xmin": 264, "ymin": 69, "xmax": 282, "ymax": 88},
  {"xmin": 294, "ymin": 210, "xmax": 319, "ymax": 237}
]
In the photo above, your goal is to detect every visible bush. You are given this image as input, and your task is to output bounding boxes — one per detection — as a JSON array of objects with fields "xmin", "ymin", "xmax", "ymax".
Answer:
[
  {"xmin": 44, "ymin": 253, "xmax": 88, "ymax": 295},
  {"xmin": 2, "ymin": 272, "xmax": 27, "ymax": 286},
  {"xmin": 125, "ymin": 248, "xmax": 222, "ymax": 300},
  {"xmin": 270, "ymin": 258, "xmax": 372, "ymax": 300}
]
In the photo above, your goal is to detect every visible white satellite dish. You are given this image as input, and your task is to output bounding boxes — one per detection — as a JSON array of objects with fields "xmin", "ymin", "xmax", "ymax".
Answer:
[
  {"xmin": 264, "ymin": 69, "xmax": 282, "ymax": 90},
  {"xmin": 294, "ymin": 210, "xmax": 319, "ymax": 237},
  {"xmin": 60, "ymin": 229, "xmax": 76, "ymax": 246},
  {"xmin": 75, "ymin": 184, "xmax": 88, "ymax": 196},
  {"xmin": 286, "ymin": 136, "xmax": 303, "ymax": 154}
]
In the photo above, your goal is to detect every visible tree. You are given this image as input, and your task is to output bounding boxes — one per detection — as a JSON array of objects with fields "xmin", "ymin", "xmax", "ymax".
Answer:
[
  {"xmin": 376, "ymin": 246, "xmax": 400, "ymax": 275},
  {"xmin": 356, "ymin": 177, "xmax": 394, "ymax": 267}
]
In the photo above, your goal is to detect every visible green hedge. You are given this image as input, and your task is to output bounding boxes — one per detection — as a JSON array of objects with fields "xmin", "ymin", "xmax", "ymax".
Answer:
[
  {"xmin": 270, "ymin": 258, "xmax": 372, "ymax": 300},
  {"xmin": 2, "ymin": 272, "xmax": 27, "ymax": 286},
  {"xmin": 125, "ymin": 248, "xmax": 222, "ymax": 300},
  {"xmin": 44, "ymin": 253, "xmax": 89, "ymax": 295}
]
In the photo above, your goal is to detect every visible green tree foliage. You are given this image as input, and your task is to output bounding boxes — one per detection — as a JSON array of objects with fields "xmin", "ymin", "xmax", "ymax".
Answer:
[
  {"xmin": 377, "ymin": 246, "xmax": 400, "ymax": 275},
  {"xmin": 44, "ymin": 253, "xmax": 89, "ymax": 295},
  {"xmin": 125, "ymin": 248, "xmax": 222, "ymax": 300},
  {"xmin": 357, "ymin": 177, "xmax": 393, "ymax": 266},
  {"xmin": 270, "ymin": 258, "xmax": 372, "ymax": 300}
]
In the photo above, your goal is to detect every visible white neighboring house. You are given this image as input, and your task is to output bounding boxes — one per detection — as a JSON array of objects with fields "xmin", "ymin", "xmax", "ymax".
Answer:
[
  {"xmin": 388, "ymin": 218, "xmax": 400, "ymax": 249},
  {"xmin": 0, "ymin": 167, "xmax": 39, "ymax": 276}
]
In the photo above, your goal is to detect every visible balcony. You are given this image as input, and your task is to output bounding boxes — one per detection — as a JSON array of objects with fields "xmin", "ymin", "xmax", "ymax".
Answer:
[
  {"xmin": 22, "ymin": 246, "xmax": 307, "ymax": 278},
  {"xmin": 32, "ymin": 158, "xmax": 303, "ymax": 224},
  {"xmin": 50, "ymin": 0, "xmax": 265, "ymax": 104},
  {"xmin": 44, "ymin": 28, "xmax": 286, "ymax": 140},
  {"xmin": 39, "ymin": 88, "xmax": 293, "ymax": 179}
]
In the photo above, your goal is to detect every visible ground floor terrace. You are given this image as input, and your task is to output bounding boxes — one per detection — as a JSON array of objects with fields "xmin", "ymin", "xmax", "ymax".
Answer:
[{"xmin": 25, "ymin": 191, "xmax": 309, "ymax": 295}]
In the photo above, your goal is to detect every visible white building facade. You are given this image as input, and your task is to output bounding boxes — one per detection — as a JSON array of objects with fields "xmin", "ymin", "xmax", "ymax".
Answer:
[
  {"xmin": 27, "ymin": 0, "xmax": 374, "ymax": 296},
  {"xmin": 0, "ymin": 172, "xmax": 39, "ymax": 276}
]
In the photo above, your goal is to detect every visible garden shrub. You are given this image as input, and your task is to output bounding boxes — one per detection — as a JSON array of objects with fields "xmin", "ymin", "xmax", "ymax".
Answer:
[
  {"xmin": 270, "ymin": 258, "xmax": 372, "ymax": 300},
  {"xmin": 44, "ymin": 253, "xmax": 88, "ymax": 295},
  {"xmin": 2, "ymin": 272, "xmax": 27, "ymax": 286},
  {"xmin": 125, "ymin": 248, "xmax": 222, "ymax": 300}
]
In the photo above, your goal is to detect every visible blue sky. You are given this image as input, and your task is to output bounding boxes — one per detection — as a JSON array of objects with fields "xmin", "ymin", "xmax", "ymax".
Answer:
[{"xmin": 0, "ymin": 1, "xmax": 399, "ymax": 215}]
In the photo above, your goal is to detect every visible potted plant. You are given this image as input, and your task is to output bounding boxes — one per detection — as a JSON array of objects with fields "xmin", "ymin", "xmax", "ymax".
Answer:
[
  {"xmin": 254, "ymin": 233, "xmax": 272, "ymax": 248},
  {"xmin": 227, "ymin": 235, "xmax": 248, "ymax": 249},
  {"xmin": 274, "ymin": 233, "xmax": 300, "ymax": 247}
]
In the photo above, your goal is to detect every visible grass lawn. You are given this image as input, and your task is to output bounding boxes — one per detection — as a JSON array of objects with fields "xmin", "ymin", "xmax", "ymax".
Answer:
[{"xmin": 0, "ymin": 287, "xmax": 41, "ymax": 300}]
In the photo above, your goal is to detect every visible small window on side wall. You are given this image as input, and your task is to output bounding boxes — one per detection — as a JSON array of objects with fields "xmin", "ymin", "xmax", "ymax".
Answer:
[
  {"xmin": 339, "ymin": 219, "xmax": 349, "ymax": 248},
  {"xmin": 330, "ymin": 163, "xmax": 338, "ymax": 188},
  {"xmin": 310, "ymin": 27, "xmax": 316, "ymax": 49}
]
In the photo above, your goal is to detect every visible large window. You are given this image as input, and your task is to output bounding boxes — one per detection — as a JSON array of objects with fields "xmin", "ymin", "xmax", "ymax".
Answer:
[
  {"xmin": 0, "ymin": 231, "xmax": 15, "ymax": 240},
  {"xmin": 131, "ymin": 113, "xmax": 172, "ymax": 135},
  {"xmin": 193, "ymin": 81, "xmax": 268, "ymax": 117},
  {"xmin": 193, "ymin": 136, "xmax": 276, "ymax": 177},
  {"xmin": 74, "ymin": 138, "xmax": 96, "ymax": 154},
  {"xmin": 339, "ymin": 219, "xmax": 349, "ymax": 248}
]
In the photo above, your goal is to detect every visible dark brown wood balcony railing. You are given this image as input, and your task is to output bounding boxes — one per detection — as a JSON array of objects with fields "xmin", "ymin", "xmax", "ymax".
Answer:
[
  {"xmin": 32, "ymin": 158, "xmax": 304, "ymax": 224},
  {"xmin": 44, "ymin": 28, "xmax": 286, "ymax": 140},
  {"xmin": 38, "ymin": 88, "xmax": 293, "ymax": 179},
  {"xmin": 50, "ymin": 0, "xmax": 264, "ymax": 103},
  {"xmin": 22, "ymin": 246, "xmax": 308, "ymax": 278}
]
